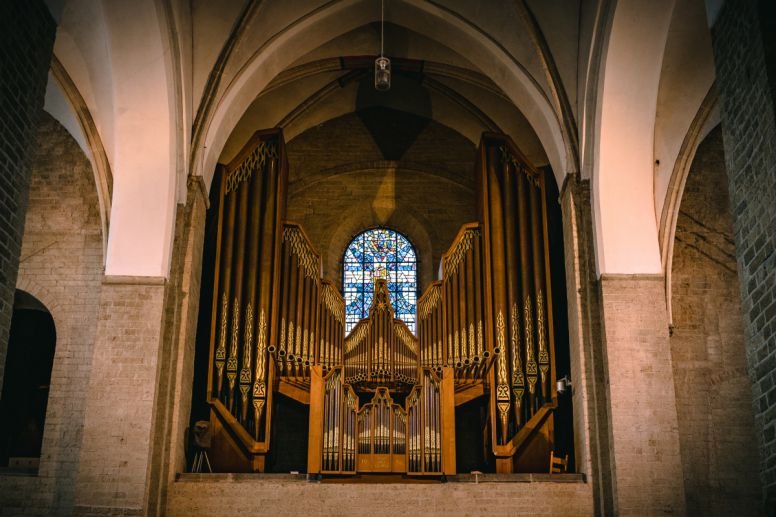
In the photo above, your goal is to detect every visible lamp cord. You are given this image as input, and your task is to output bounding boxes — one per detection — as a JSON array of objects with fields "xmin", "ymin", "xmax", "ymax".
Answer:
[{"xmin": 380, "ymin": 0, "xmax": 384, "ymax": 57}]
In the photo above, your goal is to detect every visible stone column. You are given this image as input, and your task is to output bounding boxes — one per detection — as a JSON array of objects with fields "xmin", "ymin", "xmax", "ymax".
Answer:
[
  {"xmin": 0, "ymin": 0, "xmax": 55, "ymax": 385},
  {"xmin": 562, "ymin": 177, "xmax": 686, "ymax": 514},
  {"xmin": 711, "ymin": 0, "xmax": 776, "ymax": 506},
  {"xmin": 74, "ymin": 276, "xmax": 166, "ymax": 515},
  {"xmin": 145, "ymin": 177, "xmax": 209, "ymax": 515},
  {"xmin": 559, "ymin": 175, "xmax": 614, "ymax": 516},
  {"xmin": 598, "ymin": 274, "xmax": 686, "ymax": 515}
]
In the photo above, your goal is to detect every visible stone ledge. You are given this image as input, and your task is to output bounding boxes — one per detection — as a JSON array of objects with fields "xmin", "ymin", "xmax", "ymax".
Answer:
[
  {"xmin": 175, "ymin": 472, "xmax": 586, "ymax": 484},
  {"xmin": 167, "ymin": 472, "xmax": 594, "ymax": 516},
  {"xmin": 102, "ymin": 275, "xmax": 167, "ymax": 286}
]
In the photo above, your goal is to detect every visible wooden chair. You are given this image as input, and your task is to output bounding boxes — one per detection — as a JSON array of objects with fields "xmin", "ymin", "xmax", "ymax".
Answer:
[{"xmin": 549, "ymin": 450, "xmax": 568, "ymax": 474}]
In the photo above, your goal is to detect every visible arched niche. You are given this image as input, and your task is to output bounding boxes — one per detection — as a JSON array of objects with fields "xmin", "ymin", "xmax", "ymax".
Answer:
[{"xmin": 0, "ymin": 290, "xmax": 56, "ymax": 471}]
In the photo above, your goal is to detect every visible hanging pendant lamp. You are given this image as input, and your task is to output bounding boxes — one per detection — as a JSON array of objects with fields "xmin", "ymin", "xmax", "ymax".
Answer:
[{"xmin": 375, "ymin": 0, "xmax": 391, "ymax": 91}]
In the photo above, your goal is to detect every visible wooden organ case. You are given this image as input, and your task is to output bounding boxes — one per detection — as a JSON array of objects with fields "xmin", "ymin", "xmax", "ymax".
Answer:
[{"xmin": 204, "ymin": 130, "xmax": 563, "ymax": 476}]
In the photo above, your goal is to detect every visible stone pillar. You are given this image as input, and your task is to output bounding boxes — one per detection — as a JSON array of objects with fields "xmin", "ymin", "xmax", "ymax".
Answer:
[
  {"xmin": 74, "ymin": 276, "xmax": 166, "ymax": 515},
  {"xmin": 74, "ymin": 177, "xmax": 208, "ymax": 516},
  {"xmin": 559, "ymin": 175, "xmax": 614, "ymax": 517},
  {"xmin": 145, "ymin": 177, "xmax": 209, "ymax": 515},
  {"xmin": 711, "ymin": 0, "xmax": 776, "ymax": 506},
  {"xmin": 0, "ymin": 0, "xmax": 55, "ymax": 386},
  {"xmin": 599, "ymin": 274, "xmax": 686, "ymax": 515}
]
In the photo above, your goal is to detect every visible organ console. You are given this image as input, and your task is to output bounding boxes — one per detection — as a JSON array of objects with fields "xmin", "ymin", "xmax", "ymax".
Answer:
[{"xmin": 204, "ymin": 129, "xmax": 561, "ymax": 476}]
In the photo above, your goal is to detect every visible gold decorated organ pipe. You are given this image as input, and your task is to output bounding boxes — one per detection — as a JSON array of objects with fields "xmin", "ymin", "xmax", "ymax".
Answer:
[
  {"xmin": 421, "ymin": 298, "xmax": 428, "ymax": 366},
  {"xmin": 426, "ymin": 303, "xmax": 430, "ymax": 370},
  {"xmin": 330, "ymin": 375, "xmax": 336, "ymax": 470},
  {"xmin": 437, "ymin": 289, "xmax": 443, "ymax": 371},
  {"xmin": 425, "ymin": 377, "xmax": 431, "ymax": 471},
  {"xmin": 294, "ymin": 246, "xmax": 305, "ymax": 376},
  {"xmin": 427, "ymin": 376, "xmax": 433, "ymax": 471},
  {"xmin": 369, "ymin": 318, "xmax": 375, "ymax": 377},
  {"xmin": 434, "ymin": 377, "xmax": 440, "ymax": 471},
  {"xmin": 486, "ymin": 143, "xmax": 510, "ymax": 445},
  {"xmin": 277, "ymin": 237, "xmax": 292, "ymax": 367},
  {"xmin": 386, "ymin": 314, "xmax": 391, "ymax": 378},
  {"xmin": 206, "ymin": 168, "xmax": 225, "ymax": 412},
  {"xmin": 517, "ymin": 168, "xmax": 538, "ymax": 415},
  {"xmin": 386, "ymin": 316, "xmax": 391, "ymax": 379},
  {"xmin": 388, "ymin": 320, "xmax": 393, "ymax": 381},
  {"xmin": 473, "ymin": 229, "xmax": 484, "ymax": 366},
  {"xmin": 443, "ymin": 271, "xmax": 451, "ymax": 367},
  {"xmin": 255, "ymin": 137, "xmax": 284, "ymax": 441},
  {"xmin": 457, "ymin": 243, "xmax": 467, "ymax": 369},
  {"xmin": 434, "ymin": 381, "xmax": 439, "ymax": 472},
  {"xmin": 375, "ymin": 314, "xmax": 380, "ymax": 377},
  {"xmin": 214, "ymin": 170, "xmax": 237, "ymax": 401},
  {"xmin": 531, "ymin": 175, "xmax": 552, "ymax": 403},
  {"xmin": 337, "ymin": 308, "xmax": 343, "ymax": 366},
  {"xmin": 334, "ymin": 378, "xmax": 340, "ymax": 471},
  {"xmin": 383, "ymin": 314, "xmax": 388, "ymax": 377},
  {"xmin": 331, "ymin": 292, "xmax": 335, "ymax": 366},
  {"xmin": 310, "ymin": 280, "xmax": 319, "ymax": 369},
  {"xmin": 225, "ymin": 168, "xmax": 250, "ymax": 413},
  {"xmin": 454, "ymin": 265, "xmax": 462, "ymax": 369},
  {"xmin": 285, "ymin": 243, "xmax": 298, "ymax": 367},
  {"xmin": 239, "ymin": 139, "xmax": 266, "ymax": 424},
  {"xmin": 301, "ymin": 269, "xmax": 312, "ymax": 372},
  {"xmin": 503, "ymin": 159, "xmax": 525, "ymax": 429},
  {"xmin": 321, "ymin": 292, "xmax": 329, "ymax": 369},
  {"xmin": 433, "ymin": 299, "xmax": 439, "ymax": 369},
  {"xmin": 465, "ymin": 236, "xmax": 475, "ymax": 371},
  {"xmin": 298, "ymin": 272, "xmax": 308, "ymax": 374}
]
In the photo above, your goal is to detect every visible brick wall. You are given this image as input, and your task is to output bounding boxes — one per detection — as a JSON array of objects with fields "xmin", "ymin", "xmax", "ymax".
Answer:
[
  {"xmin": 560, "ymin": 177, "xmax": 613, "ymax": 516},
  {"xmin": 711, "ymin": 0, "xmax": 776, "ymax": 505},
  {"xmin": 166, "ymin": 475, "xmax": 593, "ymax": 516},
  {"xmin": 145, "ymin": 179, "xmax": 208, "ymax": 516},
  {"xmin": 598, "ymin": 275, "xmax": 686, "ymax": 515},
  {"xmin": 670, "ymin": 125, "xmax": 760, "ymax": 514},
  {"xmin": 74, "ymin": 277, "xmax": 166, "ymax": 515},
  {"xmin": 0, "ymin": 0, "xmax": 56, "ymax": 387},
  {"xmin": 0, "ymin": 113, "xmax": 103, "ymax": 515},
  {"xmin": 285, "ymin": 112, "xmax": 476, "ymax": 290}
]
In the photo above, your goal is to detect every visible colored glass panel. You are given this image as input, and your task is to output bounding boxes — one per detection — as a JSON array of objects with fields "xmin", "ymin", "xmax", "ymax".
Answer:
[{"xmin": 343, "ymin": 228, "xmax": 417, "ymax": 334}]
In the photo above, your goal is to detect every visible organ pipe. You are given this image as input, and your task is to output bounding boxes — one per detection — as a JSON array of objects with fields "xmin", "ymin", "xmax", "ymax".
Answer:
[{"xmin": 207, "ymin": 130, "xmax": 557, "ymax": 475}]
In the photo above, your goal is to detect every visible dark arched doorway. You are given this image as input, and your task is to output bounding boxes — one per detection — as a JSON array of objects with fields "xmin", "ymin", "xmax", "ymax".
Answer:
[{"xmin": 0, "ymin": 290, "xmax": 56, "ymax": 471}]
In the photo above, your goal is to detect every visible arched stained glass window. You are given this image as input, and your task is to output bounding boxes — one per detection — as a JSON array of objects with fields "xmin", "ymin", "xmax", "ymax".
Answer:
[{"xmin": 343, "ymin": 228, "xmax": 417, "ymax": 334}]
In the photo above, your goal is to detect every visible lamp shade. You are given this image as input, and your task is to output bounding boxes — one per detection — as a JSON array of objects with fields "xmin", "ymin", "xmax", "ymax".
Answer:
[{"xmin": 375, "ymin": 56, "xmax": 391, "ymax": 91}]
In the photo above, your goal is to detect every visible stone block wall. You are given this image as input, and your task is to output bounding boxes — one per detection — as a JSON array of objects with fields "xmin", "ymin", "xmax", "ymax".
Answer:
[
  {"xmin": 0, "ymin": 0, "xmax": 55, "ymax": 386},
  {"xmin": 598, "ymin": 275, "xmax": 686, "ymax": 515},
  {"xmin": 560, "ymin": 177, "xmax": 613, "ymax": 516},
  {"xmin": 670, "ymin": 125, "xmax": 760, "ymax": 515},
  {"xmin": 0, "ymin": 113, "xmax": 103, "ymax": 515},
  {"xmin": 166, "ymin": 475, "xmax": 594, "ymax": 516},
  {"xmin": 285, "ymin": 112, "xmax": 476, "ymax": 290},
  {"xmin": 711, "ymin": 0, "xmax": 776, "ymax": 504},
  {"xmin": 74, "ymin": 277, "xmax": 166, "ymax": 516},
  {"xmin": 145, "ymin": 179, "xmax": 208, "ymax": 516}
]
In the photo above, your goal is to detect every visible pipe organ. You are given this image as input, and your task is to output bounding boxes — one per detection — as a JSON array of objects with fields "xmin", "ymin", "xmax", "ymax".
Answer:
[{"xmin": 205, "ymin": 130, "xmax": 561, "ymax": 475}]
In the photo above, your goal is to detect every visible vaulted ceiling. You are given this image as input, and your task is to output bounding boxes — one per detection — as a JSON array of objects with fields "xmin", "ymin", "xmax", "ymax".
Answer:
[{"xmin": 41, "ymin": 0, "xmax": 719, "ymax": 279}]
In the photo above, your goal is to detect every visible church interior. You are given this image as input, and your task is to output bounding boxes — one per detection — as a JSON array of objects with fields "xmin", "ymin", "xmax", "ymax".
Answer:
[{"xmin": 0, "ymin": 0, "xmax": 774, "ymax": 515}]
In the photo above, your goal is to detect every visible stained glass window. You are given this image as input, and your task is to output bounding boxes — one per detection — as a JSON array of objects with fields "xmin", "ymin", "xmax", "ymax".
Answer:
[{"xmin": 343, "ymin": 228, "xmax": 417, "ymax": 334}]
